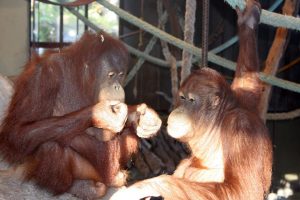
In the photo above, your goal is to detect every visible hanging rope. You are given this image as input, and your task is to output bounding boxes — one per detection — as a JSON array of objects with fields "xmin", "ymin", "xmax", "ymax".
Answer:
[
  {"xmin": 63, "ymin": 1, "xmax": 300, "ymax": 95},
  {"xmin": 180, "ymin": 0, "xmax": 197, "ymax": 85},
  {"xmin": 157, "ymin": 0, "xmax": 178, "ymax": 106},
  {"xmin": 36, "ymin": 0, "xmax": 300, "ymax": 120},
  {"xmin": 201, "ymin": 0, "xmax": 209, "ymax": 68},
  {"xmin": 38, "ymin": 0, "xmax": 300, "ymax": 94}
]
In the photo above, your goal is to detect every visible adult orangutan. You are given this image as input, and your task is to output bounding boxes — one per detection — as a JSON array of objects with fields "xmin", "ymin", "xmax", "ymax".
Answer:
[
  {"xmin": 0, "ymin": 31, "xmax": 161, "ymax": 199},
  {"xmin": 110, "ymin": 1, "xmax": 272, "ymax": 200}
]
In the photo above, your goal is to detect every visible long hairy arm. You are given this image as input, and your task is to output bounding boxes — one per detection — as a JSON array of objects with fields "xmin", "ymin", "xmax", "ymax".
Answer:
[{"xmin": 0, "ymin": 58, "xmax": 91, "ymax": 161}]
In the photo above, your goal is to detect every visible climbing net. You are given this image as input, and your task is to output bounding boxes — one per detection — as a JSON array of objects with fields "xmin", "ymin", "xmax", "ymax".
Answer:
[{"xmin": 37, "ymin": 0, "xmax": 300, "ymax": 120}]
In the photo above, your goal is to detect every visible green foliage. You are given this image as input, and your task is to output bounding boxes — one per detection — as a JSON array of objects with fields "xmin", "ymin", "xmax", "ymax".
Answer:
[
  {"xmin": 88, "ymin": 2, "xmax": 119, "ymax": 36},
  {"xmin": 33, "ymin": 0, "xmax": 119, "ymax": 42},
  {"xmin": 37, "ymin": 3, "xmax": 59, "ymax": 42}
]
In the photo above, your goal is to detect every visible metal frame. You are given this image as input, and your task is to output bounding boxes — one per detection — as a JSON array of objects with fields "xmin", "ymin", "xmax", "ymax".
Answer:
[{"xmin": 30, "ymin": 0, "xmax": 89, "ymax": 50}]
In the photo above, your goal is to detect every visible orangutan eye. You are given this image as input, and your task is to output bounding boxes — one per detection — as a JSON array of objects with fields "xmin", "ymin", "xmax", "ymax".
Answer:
[
  {"xmin": 180, "ymin": 95, "xmax": 186, "ymax": 100},
  {"xmin": 119, "ymin": 72, "xmax": 124, "ymax": 77},
  {"xmin": 108, "ymin": 72, "xmax": 115, "ymax": 78},
  {"xmin": 179, "ymin": 92, "xmax": 186, "ymax": 100}
]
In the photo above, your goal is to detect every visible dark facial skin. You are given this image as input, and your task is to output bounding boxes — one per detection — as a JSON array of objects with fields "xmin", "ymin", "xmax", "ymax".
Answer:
[
  {"xmin": 97, "ymin": 69, "xmax": 126, "ymax": 103},
  {"xmin": 81, "ymin": 48, "xmax": 128, "ymax": 141}
]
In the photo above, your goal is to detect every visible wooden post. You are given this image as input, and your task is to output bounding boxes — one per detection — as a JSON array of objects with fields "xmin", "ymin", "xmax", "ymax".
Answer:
[{"xmin": 258, "ymin": 0, "xmax": 300, "ymax": 120}]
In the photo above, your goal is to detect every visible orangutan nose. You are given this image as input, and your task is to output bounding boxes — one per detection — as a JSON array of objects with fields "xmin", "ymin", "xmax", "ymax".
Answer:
[{"xmin": 114, "ymin": 83, "xmax": 121, "ymax": 91}]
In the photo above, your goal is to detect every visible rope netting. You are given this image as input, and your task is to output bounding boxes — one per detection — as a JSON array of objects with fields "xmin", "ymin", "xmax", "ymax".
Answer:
[
  {"xmin": 36, "ymin": 0, "xmax": 300, "ymax": 120},
  {"xmin": 96, "ymin": 0, "xmax": 300, "ymax": 95}
]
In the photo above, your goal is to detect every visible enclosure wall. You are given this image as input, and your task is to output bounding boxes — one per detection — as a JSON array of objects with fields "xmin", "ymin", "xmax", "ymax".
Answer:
[{"xmin": 0, "ymin": 0, "xmax": 29, "ymax": 76}]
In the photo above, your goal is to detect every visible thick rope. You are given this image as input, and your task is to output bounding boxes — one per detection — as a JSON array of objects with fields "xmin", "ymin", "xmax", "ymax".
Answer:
[
  {"xmin": 65, "ymin": 7, "xmax": 169, "ymax": 68},
  {"xmin": 125, "ymin": 37, "xmax": 158, "ymax": 86},
  {"xmin": 40, "ymin": 0, "xmax": 300, "ymax": 94},
  {"xmin": 63, "ymin": 2, "xmax": 300, "ymax": 93},
  {"xmin": 266, "ymin": 109, "xmax": 300, "ymax": 120},
  {"xmin": 97, "ymin": 0, "xmax": 300, "ymax": 94},
  {"xmin": 181, "ymin": 0, "xmax": 196, "ymax": 84},
  {"xmin": 41, "ymin": 0, "xmax": 300, "ymax": 120},
  {"xmin": 211, "ymin": 0, "xmax": 283, "ymax": 54},
  {"xmin": 261, "ymin": 10, "xmax": 300, "ymax": 31},
  {"xmin": 259, "ymin": 0, "xmax": 300, "ymax": 120},
  {"xmin": 201, "ymin": 0, "xmax": 209, "ymax": 68},
  {"xmin": 124, "ymin": 8, "xmax": 169, "ymax": 86},
  {"xmin": 49, "ymin": 0, "xmax": 284, "ymax": 63},
  {"xmin": 39, "ymin": 0, "xmax": 283, "ymax": 57},
  {"xmin": 46, "ymin": 0, "xmax": 300, "ymax": 31},
  {"xmin": 258, "ymin": 73, "xmax": 300, "ymax": 94},
  {"xmin": 224, "ymin": 0, "xmax": 246, "ymax": 10},
  {"xmin": 96, "ymin": 0, "xmax": 233, "ymax": 69},
  {"xmin": 224, "ymin": 0, "xmax": 300, "ymax": 31},
  {"xmin": 157, "ymin": 0, "xmax": 178, "ymax": 105}
]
